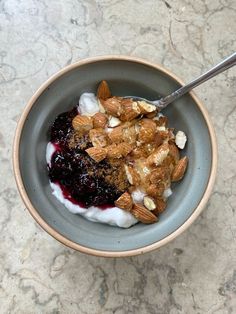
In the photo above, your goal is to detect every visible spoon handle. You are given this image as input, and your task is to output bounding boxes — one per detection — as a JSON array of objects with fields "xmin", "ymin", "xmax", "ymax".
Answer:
[{"xmin": 155, "ymin": 52, "xmax": 236, "ymax": 109}]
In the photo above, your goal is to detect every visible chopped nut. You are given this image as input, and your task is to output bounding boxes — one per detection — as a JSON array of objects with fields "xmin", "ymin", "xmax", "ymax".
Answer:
[
  {"xmin": 122, "ymin": 125, "xmax": 137, "ymax": 144},
  {"xmin": 115, "ymin": 192, "xmax": 133, "ymax": 211},
  {"xmin": 146, "ymin": 143, "xmax": 169, "ymax": 166},
  {"xmin": 171, "ymin": 156, "xmax": 188, "ymax": 181},
  {"xmin": 85, "ymin": 147, "xmax": 107, "ymax": 162},
  {"xmin": 93, "ymin": 112, "xmax": 108, "ymax": 128},
  {"xmin": 131, "ymin": 203, "xmax": 157, "ymax": 224},
  {"xmin": 138, "ymin": 118, "xmax": 156, "ymax": 143},
  {"xmin": 149, "ymin": 167, "xmax": 170, "ymax": 184},
  {"xmin": 175, "ymin": 130, "xmax": 187, "ymax": 149},
  {"xmin": 117, "ymin": 142, "xmax": 133, "ymax": 156},
  {"xmin": 143, "ymin": 196, "xmax": 156, "ymax": 211},
  {"xmin": 97, "ymin": 80, "xmax": 112, "ymax": 100},
  {"xmin": 72, "ymin": 115, "xmax": 93, "ymax": 131},
  {"xmin": 146, "ymin": 182, "xmax": 165, "ymax": 197},
  {"xmin": 146, "ymin": 111, "xmax": 157, "ymax": 119},
  {"xmin": 106, "ymin": 143, "xmax": 123, "ymax": 159},
  {"xmin": 108, "ymin": 125, "xmax": 124, "ymax": 143},
  {"xmin": 138, "ymin": 101, "xmax": 156, "ymax": 114},
  {"xmin": 153, "ymin": 198, "xmax": 166, "ymax": 215},
  {"xmin": 119, "ymin": 99, "xmax": 141, "ymax": 122},
  {"xmin": 108, "ymin": 116, "xmax": 121, "ymax": 127},
  {"xmin": 103, "ymin": 97, "xmax": 122, "ymax": 117},
  {"xmin": 89, "ymin": 128, "xmax": 108, "ymax": 147},
  {"xmin": 168, "ymin": 143, "xmax": 180, "ymax": 164},
  {"xmin": 124, "ymin": 165, "xmax": 140, "ymax": 185}
]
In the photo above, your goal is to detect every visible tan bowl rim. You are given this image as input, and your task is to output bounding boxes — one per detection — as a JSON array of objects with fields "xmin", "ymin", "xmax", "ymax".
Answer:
[{"xmin": 13, "ymin": 55, "xmax": 218, "ymax": 257}]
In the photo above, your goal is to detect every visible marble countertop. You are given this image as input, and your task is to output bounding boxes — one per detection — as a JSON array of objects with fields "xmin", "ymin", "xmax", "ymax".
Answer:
[{"xmin": 1, "ymin": 0, "xmax": 236, "ymax": 313}]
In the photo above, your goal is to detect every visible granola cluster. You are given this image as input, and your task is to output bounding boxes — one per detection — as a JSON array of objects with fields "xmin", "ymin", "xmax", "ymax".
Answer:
[{"xmin": 71, "ymin": 81, "xmax": 188, "ymax": 224}]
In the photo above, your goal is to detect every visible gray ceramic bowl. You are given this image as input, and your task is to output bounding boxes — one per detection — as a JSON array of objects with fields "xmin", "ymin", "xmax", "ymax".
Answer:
[{"xmin": 13, "ymin": 56, "xmax": 217, "ymax": 257}]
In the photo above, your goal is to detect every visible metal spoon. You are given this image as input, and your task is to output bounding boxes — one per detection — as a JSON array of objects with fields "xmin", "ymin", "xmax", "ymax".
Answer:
[{"xmin": 126, "ymin": 52, "xmax": 236, "ymax": 110}]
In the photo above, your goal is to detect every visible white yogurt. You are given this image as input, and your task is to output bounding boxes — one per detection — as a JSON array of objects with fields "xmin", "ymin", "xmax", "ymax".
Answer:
[{"xmin": 78, "ymin": 93, "xmax": 100, "ymax": 116}]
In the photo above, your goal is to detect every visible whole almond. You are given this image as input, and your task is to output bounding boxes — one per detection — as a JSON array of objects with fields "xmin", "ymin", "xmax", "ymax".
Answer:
[
  {"xmin": 131, "ymin": 203, "xmax": 157, "ymax": 224},
  {"xmin": 115, "ymin": 192, "xmax": 133, "ymax": 211},
  {"xmin": 85, "ymin": 147, "xmax": 107, "ymax": 162},
  {"xmin": 97, "ymin": 80, "xmax": 111, "ymax": 100},
  {"xmin": 103, "ymin": 97, "xmax": 122, "ymax": 117},
  {"xmin": 89, "ymin": 128, "xmax": 108, "ymax": 147},
  {"xmin": 171, "ymin": 156, "xmax": 188, "ymax": 182},
  {"xmin": 93, "ymin": 112, "xmax": 108, "ymax": 128},
  {"xmin": 72, "ymin": 115, "xmax": 93, "ymax": 131}
]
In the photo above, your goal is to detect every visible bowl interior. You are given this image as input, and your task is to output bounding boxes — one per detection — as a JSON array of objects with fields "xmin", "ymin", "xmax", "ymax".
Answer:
[{"xmin": 18, "ymin": 59, "xmax": 212, "ymax": 252}]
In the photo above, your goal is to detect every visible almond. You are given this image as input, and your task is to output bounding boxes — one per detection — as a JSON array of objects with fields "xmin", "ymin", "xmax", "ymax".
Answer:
[
  {"xmin": 138, "ymin": 118, "xmax": 156, "ymax": 143},
  {"xmin": 143, "ymin": 196, "xmax": 156, "ymax": 211},
  {"xmin": 175, "ymin": 130, "xmax": 187, "ymax": 149},
  {"xmin": 149, "ymin": 167, "xmax": 170, "ymax": 184},
  {"xmin": 85, "ymin": 147, "xmax": 107, "ymax": 162},
  {"xmin": 108, "ymin": 116, "xmax": 121, "ymax": 128},
  {"xmin": 155, "ymin": 116, "xmax": 168, "ymax": 127},
  {"xmin": 124, "ymin": 165, "xmax": 141, "ymax": 185},
  {"xmin": 122, "ymin": 125, "xmax": 137, "ymax": 144},
  {"xmin": 168, "ymin": 143, "xmax": 180, "ymax": 163},
  {"xmin": 171, "ymin": 156, "xmax": 188, "ymax": 182},
  {"xmin": 97, "ymin": 80, "xmax": 111, "ymax": 100},
  {"xmin": 119, "ymin": 99, "xmax": 141, "ymax": 122},
  {"xmin": 146, "ymin": 111, "xmax": 157, "ymax": 119},
  {"xmin": 89, "ymin": 128, "xmax": 108, "ymax": 147},
  {"xmin": 108, "ymin": 125, "xmax": 124, "ymax": 143},
  {"xmin": 117, "ymin": 142, "xmax": 133, "ymax": 156},
  {"xmin": 106, "ymin": 144, "xmax": 123, "ymax": 159},
  {"xmin": 103, "ymin": 97, "xmax": 122, "ymax": 117},
  {"xmin": 93, "ymin": 112, "xmax": 108, "ymax": 128},
  {"xmin": 131, "ymin": 203, "xmax": 157, "ymax": 224},
  {"xmin": 153, "ymin": 198, "xmax": 166, "ymax": 215},
  {"xmin": 146, "ymin": 143, "xmax": 169, "ymax": 166},
  {"xmin": 72, "ymin": 115, "xmax": 93, "ymax": 131},
  {"xmin": 115, "ymin": 192, "xmax": 133, "ymax": 211},
  {"xmin": 138, "ymin": 101, "xmax": 156, "ymax": 114},
  {"xmin": 146, "ymin": 182, "xmax": 165, "ymax": 197}
]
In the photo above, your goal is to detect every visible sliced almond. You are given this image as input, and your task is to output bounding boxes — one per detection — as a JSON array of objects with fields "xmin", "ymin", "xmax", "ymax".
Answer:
[
  {"xmin": 85, "ymin": 147, "xmax": 107, "ymax": 162},
  {"xmin": 131, "ymin": 203, "xmax": 157, "ymax": 224},
  {"xmin": 171, "ymin": 156, "xmax": 188, "ymax": 182},
  {"xmin": 103, "ymin": 97, "xmax": 122, "ymax": 117},
  {"xmin": 138, "ymin": 118, "xmax": 156, "ymax": 143},
  {"xmin": 97, "ymin": 80, "xmax": 111, "ymax": 100},
  {"xmin": 138, "ymin": 101, "xmax": 156, "ymax": 114},
  {"xmin": 143, "ymin": 196, "xmax": 156, "ymax": 211},
  {"xmin": 119, "ymin": 99, "xmax": 141, "ymax": 122},
  {"xmin": 89, "ymin": 128, "xmax": 108, "ymax": 147},
  {"xmin": 115, "ymin": 192, "xmax": 133, "ymax": 211},
  {"xmin": 93, "ymin": 112, "xmax": 108, "ymax": 128},
  {"xmin": 108, "ymin": 125, "xmax": 124, "ymax": 143},
  {"xmin": 106, "ymin": 144, "xmax": 123, "ymax": 159},
  {"xmin": 146, "ymin": 143, "xmax": 169, "ymax": 166},
  {"xmin": 124, "ymin": 165, "xmax": 140, "ymax": 185},
  {"xmin": 72, "ymin": 115, "xmax": 93, "ymax": 131},
  {"xmin": 108, "ymin": 116, "xmax": 121, "ymax": 128}
]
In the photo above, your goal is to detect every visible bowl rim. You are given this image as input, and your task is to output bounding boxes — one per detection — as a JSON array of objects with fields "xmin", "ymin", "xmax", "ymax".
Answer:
[{"xmin": 13, "ymin": 55, "xmax": 217, "ymax": 257}]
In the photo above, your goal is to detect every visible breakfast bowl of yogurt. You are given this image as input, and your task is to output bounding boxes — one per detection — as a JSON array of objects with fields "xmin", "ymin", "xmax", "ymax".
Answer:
[{"xmin": 13, "ymin": 56, "xmax": 217, "ymax": 257}]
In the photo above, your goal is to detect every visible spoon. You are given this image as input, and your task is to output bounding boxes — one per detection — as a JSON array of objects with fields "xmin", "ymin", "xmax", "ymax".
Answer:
[{"xmin": 126, "ymin": 52, "xmax": 236, "ymax": 110}]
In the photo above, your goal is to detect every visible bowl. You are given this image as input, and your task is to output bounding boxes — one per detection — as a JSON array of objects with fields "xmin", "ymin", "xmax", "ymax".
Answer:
[{"xmin": 13, "ymin": 56, "xmax": 217, "ymax": 257}]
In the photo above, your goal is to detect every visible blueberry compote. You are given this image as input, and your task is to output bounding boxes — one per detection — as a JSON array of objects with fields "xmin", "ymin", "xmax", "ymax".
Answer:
[{"xmin": 48, "ymin": 107, "xmax": 123, "ymax": 208}]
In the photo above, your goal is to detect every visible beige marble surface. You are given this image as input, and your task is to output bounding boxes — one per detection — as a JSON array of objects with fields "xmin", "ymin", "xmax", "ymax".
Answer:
[{"xmin": 1, "ymin": 0, "xmax": 236, "ymax": 313}]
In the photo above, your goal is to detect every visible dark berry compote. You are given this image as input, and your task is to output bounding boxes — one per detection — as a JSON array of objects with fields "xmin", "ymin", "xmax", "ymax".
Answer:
[{"xmin": 48, "ymin": 107, "xmax": 128, "ymax": 208}]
